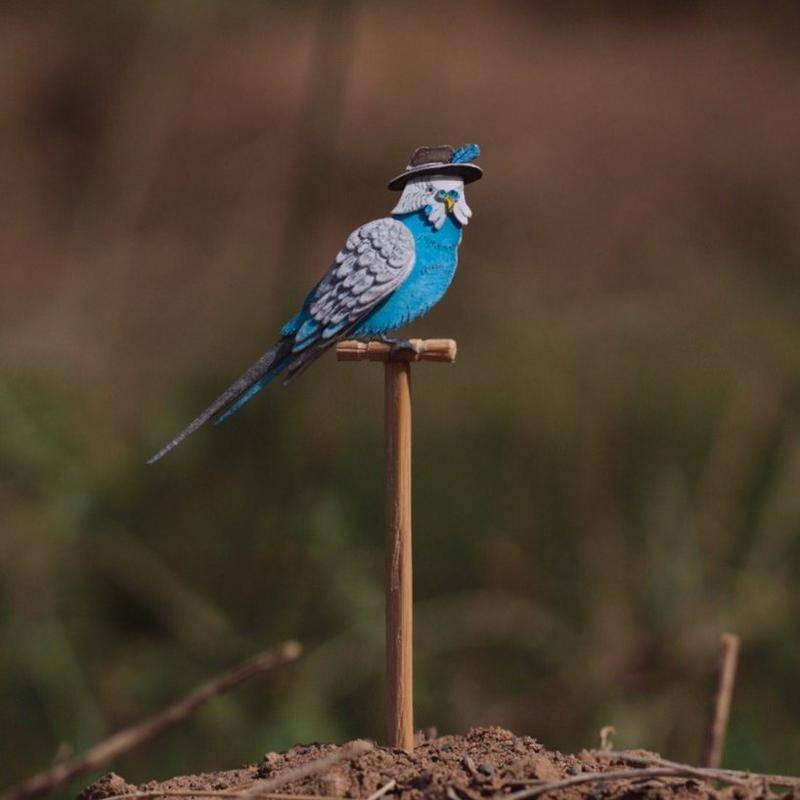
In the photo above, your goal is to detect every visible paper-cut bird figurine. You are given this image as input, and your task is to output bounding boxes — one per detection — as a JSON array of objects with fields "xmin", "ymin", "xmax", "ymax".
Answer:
[{"xmin": 148, "ymin": 144, "xmax": 482, "ymax": 463}]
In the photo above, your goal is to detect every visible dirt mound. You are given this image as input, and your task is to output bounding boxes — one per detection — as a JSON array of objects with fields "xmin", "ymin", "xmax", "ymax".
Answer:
[{"xmin": 80, "ymin": 727, "xmax": 737, "ymax": 800}]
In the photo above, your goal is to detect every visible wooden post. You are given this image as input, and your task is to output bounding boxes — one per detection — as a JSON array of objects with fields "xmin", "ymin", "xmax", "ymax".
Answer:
[
  {"xmin": 384, "ymin": 359, "xmax": 413, "ymax": 751},
  {"xmin": 337, "ymin": 338, "xmax": 457, "ymax": 752}
]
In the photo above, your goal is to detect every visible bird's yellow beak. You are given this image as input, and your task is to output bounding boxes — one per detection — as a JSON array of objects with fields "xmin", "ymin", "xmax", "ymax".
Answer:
[{"xmin": 444, "ymin": 196, "xmax": 455, "ymax": 212}]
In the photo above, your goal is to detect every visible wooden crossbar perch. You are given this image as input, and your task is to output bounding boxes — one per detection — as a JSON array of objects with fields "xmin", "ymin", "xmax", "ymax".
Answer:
[
  {"xmin": 336, "ymin": 338, "xmax": 457, "ymax": 363},
  {"xmin": 337, "ymin": 338, "xmax": 457, "ymax": 752}
]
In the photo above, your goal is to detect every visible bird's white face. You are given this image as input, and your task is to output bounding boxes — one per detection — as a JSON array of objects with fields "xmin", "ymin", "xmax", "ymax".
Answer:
[{"xmin": 391, "ymin": 175, "xmax": 473, "ymax": 229}]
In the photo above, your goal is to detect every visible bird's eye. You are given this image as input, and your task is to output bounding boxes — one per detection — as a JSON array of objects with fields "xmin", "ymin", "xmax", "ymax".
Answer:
[{"xmin": 435, "ymin": 190, "xmax": 447, "ymax": 202}]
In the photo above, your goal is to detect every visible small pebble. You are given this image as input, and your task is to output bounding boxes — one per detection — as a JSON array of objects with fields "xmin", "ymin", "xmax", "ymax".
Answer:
[
  {"xmin": 477, "ymin": 763, "xmax": 493, "ymax": 776},
  {"xmin": 566, "ymin": 765, "xmax": 581, "ymax": 775}
]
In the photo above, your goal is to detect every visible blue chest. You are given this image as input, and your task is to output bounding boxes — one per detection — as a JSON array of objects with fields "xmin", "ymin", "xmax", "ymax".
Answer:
[{"xmin": 354, "ymin": 211, "xmax": 463, "ymax": 334}]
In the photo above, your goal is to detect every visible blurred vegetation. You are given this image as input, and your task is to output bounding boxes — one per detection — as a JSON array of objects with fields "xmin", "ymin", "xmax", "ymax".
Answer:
[{"xmin": 2, "ymin": 0, "xmax": 800, "ymax": 795}]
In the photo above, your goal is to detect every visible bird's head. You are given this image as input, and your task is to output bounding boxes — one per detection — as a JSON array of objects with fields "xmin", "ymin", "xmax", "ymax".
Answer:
[
  {"xmin": 388, "ymin": 143, "xmax": 480, "ymax": 229},
  {"xmin": 392, "ymin": 175, "xmax": 472, "ymax": 229}
]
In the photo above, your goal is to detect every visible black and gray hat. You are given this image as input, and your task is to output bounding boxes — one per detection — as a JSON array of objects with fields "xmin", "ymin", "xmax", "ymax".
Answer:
[{"xmin": 387, "ymin": 143, "xmax": 482, "ymax": 191}]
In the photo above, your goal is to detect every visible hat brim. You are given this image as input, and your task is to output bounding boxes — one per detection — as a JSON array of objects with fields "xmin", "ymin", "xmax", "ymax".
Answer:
[{"xmin": 387, "ymin": 162, "xmax": 483, "ymax": 191}]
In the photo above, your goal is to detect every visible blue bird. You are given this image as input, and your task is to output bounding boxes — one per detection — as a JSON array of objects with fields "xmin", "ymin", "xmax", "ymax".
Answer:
[{"xmin": 148, "ymin": 144, "xmax": 482, "ymax": 463}]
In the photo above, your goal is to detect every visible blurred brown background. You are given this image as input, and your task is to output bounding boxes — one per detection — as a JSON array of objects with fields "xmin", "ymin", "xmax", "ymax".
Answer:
[{"xmin": 2, "ymin": 0, "xmax": 800, "ymax": 793}]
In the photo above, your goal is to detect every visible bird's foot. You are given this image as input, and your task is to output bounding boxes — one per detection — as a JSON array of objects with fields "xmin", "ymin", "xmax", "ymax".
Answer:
[{"xmin": 378, "ymin": 335, "xmax": 421, "ymax": 360}]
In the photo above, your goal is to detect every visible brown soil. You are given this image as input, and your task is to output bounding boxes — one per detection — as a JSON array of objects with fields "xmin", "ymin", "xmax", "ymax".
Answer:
[{"xmin": 79, "ymin": 727, "xmax": 742, "ymax": 800}]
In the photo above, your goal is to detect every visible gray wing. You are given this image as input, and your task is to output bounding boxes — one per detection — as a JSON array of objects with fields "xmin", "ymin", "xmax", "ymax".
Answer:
[
  {"xmin": 285, "ymin": 217, "xmax": 415, "ymax": 381},
  {"xmin": 148, "ymin": 219, "xmax": 414, "ymax": 463}
]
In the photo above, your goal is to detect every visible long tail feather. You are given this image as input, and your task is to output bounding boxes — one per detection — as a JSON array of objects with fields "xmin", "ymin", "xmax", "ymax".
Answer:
[
  {"xmin": 147, "ymin": 340, "xmax": 290, "ymax": 464},
  {"xmin": 212, "ymin": 355, "xmax": 289, "ymax": 426}
]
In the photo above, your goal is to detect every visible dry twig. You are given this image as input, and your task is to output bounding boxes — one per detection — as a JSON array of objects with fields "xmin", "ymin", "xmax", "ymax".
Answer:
[
  {"xmin": 93, "ymin": 740, "xmax": 374, "ymax": 800},
  {"xmin": 241, "ymin": 740, "xmax": 374, "ymax": 797},
  {"xmin": 598, "ymin": 726, "xmax": 615, "ymax": 752},
  {"xmin": 364, "ymin": 780, "xmax": 397, "ymax": 800},
  {"xmin": 94, "ymin": 793, "xmax": 343, "ymax": 800},
  {"xmin": 0, "ymin": 641, "xmax": 302, "ymax": 800},
  {"xmin": 703, "ymin": 632, "xmax": 740, "ymax": 768},
  {"xmin": 595, "ymin": 749, "xmax": 800, "ymax": 789},
  {"xmin": 462, "ymin": 756, "xmax": 482, "ymax": 782},
  {"xmin": 499, "ymin": 766, "xmax": 739, "ymax": 800}
]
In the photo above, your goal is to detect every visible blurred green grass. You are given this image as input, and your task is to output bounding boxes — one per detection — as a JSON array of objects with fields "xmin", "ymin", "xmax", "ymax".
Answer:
[{"xmin": 1, "ymin": 1, "xmax": 800, "ymax": 794}]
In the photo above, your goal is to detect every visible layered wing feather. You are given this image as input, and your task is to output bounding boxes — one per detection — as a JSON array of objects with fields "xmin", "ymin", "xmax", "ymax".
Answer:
[{"xmin": 283, "ymin": 217, "xmax": 415, "ymax": 381}]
